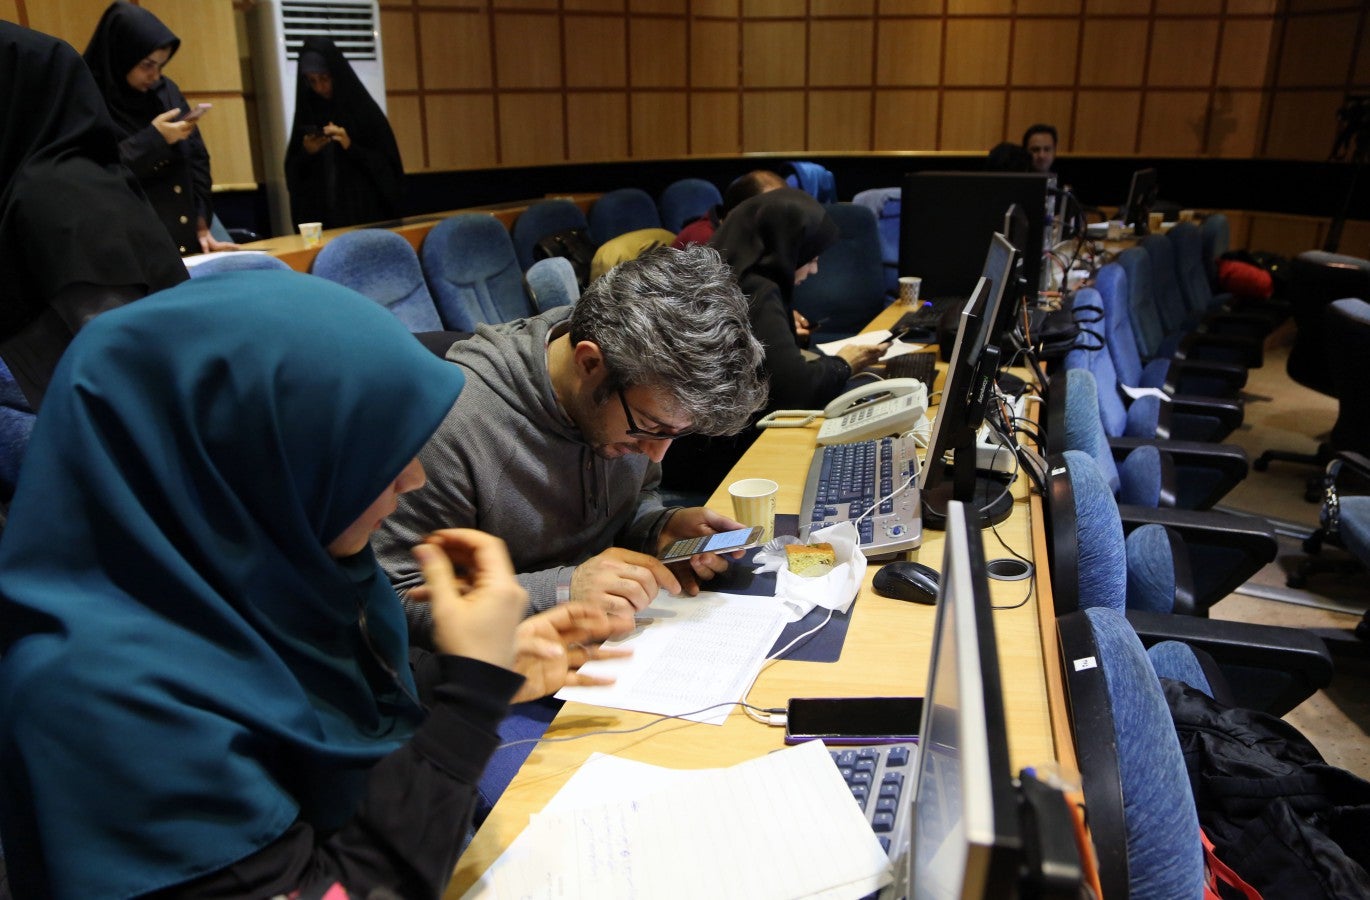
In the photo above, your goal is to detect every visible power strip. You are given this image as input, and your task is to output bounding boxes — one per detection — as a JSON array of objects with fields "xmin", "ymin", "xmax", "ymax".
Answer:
[{"xmin": 975, "ymin": 393, "xmax": 1030, "ymax": 475}]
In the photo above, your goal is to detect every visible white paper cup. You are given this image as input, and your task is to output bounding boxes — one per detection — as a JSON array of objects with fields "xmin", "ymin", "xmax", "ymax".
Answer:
[
  {"xmin": 898, "ymin": 276, "xmax": 922, "ymax": 306},
  {"xmin": 729, "ymin": 478, "xmax": 778, "ymax": 543},
  {"xmin": 298, "ymin": 221, "xmax": 323, "ymax": 248}
]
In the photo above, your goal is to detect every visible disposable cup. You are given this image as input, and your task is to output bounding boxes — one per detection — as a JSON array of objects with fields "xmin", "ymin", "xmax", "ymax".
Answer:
[{"xmin": 729, "ymin": 478, "xmax": 778, "ymax": 543}]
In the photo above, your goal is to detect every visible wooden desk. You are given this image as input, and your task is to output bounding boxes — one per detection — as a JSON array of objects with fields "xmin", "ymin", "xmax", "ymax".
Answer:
[{"xmin": 446, "ymin": 305, "xmax": 1072, "ymax": 897}]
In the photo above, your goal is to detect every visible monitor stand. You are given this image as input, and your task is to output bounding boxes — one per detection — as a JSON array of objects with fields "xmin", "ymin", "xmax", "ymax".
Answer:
[{"xmin": 921, "ymin": 443, "xmax": 1015, "ymax": 531}]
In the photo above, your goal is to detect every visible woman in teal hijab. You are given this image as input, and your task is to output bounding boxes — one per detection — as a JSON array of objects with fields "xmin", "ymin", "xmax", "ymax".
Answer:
[{"xmin": 0, "ymin": 270, "xmax": 614, "ymax": 898}]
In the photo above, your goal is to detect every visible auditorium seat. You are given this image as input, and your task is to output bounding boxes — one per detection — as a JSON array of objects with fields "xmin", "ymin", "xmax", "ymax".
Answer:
[
  {"xmin": 421, "ymin": 213, "xmax": 536, "ymax": 332},
  {"xmin": 792, "ymin": 202, "xmax": 887, "ymax": 343},
  {"xmin": 524, "ymin": 256, "xmax": 579, "ymax": 312},
  {"xmin": 658, "ymin": 178, "xmax": 721, "ymax": 233},
  {"xmin": 852, "ymin": 187, "xmax": 901, "ymax": 298},
  {"xmin": 311, "ymin": 229, "xmax": 444, "ymax": 333},
  {"xmin": 587, "ymin": 188, "xmax": 661, "ymax": 247},
  {"xmin": 511, "ymin": 199, "xmax": 589, "ymax": 272}
]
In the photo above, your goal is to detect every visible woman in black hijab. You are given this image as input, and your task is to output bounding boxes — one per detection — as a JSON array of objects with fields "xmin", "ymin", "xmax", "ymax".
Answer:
[
  {"xmin": 285, "ymin": 36, "xmax": 405, "ymax": 229},
  {"xmin": 82, "ymin": 1, "xmax": 236, "ymax": 256},
  {"xmin": 661, "ymin": 189, "xmax": 886, "ymax": 496},
  {"xmin": 0, "ymin": 20, "xmax": 185, "ymax": 414}
]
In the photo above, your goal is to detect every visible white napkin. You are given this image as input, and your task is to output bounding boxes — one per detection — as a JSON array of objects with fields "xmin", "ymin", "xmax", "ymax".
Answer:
[{"xmin": 752, "ymin": 521, "xmax": 868, "ymax": 622}]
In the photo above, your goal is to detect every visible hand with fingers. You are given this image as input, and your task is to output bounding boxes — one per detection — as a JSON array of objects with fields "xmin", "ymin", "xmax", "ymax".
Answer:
[
  {"xmin": 409, "ymin": 529, "xmax": 528, "ymax": 672},
  {"xmin": 510, "ymin": 602, "xmax": 633, "ymax": 702},
  {"xmin": 658, "ymin": 507, "xmax": 749, "ymax": 594},
  {"xmin": 569, "ymin": 547, "xmax": 681, "ymax": 616}
]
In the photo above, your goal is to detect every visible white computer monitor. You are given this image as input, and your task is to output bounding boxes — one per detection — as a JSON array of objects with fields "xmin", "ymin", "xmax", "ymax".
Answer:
[{"xmin": 908, "ymin": 500, "xmax": 1022, "ymax": 899}]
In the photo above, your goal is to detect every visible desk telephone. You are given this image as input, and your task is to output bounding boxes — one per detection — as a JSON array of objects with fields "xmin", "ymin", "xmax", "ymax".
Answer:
[{"xmin": 757, "ymin": 378, "xmax": 928, "ymax": 445}]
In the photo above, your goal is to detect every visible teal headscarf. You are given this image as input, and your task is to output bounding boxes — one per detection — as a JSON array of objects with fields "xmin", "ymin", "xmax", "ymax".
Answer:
[{"xmin": 0, "ymin": 270, "xmax": 465, "ymax": 898}]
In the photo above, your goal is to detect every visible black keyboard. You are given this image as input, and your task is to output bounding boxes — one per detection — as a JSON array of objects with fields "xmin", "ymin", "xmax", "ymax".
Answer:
[
  {"xmin": 799, "ymin": 434, "xmax": 921, "ymax": 553},
  {"xmin": 892, "ymin": 296, "xmax": 963, "ymax": 336},
  {"xmin": 883, "ymin": 350, "xmax": 938, "ymax": 388},
  {"xmin": 828, "ymin": 743, "xmax": 917, "ymax": 856}
]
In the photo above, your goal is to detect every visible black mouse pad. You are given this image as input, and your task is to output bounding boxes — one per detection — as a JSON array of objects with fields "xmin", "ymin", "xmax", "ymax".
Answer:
[{"xmin": 703, "ymin": 514, "xmax": 854, "ymax": 664}]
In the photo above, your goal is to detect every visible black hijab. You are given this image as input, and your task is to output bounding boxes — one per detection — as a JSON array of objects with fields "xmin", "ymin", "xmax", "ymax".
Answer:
[
  {"xmin": 0, "ymin": 21, "xmax": 185, "ymax": 407},
  {"xmin": 81, "ymin": 1, "xmax": 181, "ymax": 137},
  {"xmin": 708, "ymin": 188, "xmax": 840, "ymax": 308},
  {"xmin": 284, "ymin": 36, "xmax": 404, "ymax": 228}
]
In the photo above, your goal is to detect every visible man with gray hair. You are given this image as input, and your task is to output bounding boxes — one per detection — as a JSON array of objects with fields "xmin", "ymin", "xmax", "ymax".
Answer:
[{"xmin": 374, "ymin": 246, "xmax": 768, "ymax": 638}]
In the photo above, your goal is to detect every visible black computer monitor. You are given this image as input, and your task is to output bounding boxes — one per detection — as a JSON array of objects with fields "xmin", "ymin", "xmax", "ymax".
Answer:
[
  {"xmin": 907, "ymin": 500, "xmax": 1022, "ymax": 899},
  {"xmin": 917, "ymin": 238, "xmax": 1020, "ymax": 531},
  {"xmin": 1121, "ymin": 167, "xmax": 1159, "ymax": 236},
  {"xmin": 899, "ymin": 172, "xmax": 1048, "ymax": 301}
]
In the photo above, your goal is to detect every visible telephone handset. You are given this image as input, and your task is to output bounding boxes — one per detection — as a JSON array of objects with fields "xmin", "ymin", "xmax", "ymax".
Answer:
[{"xmin": 816, "ymin": 378, "xmax": 928, "ymax": 445}]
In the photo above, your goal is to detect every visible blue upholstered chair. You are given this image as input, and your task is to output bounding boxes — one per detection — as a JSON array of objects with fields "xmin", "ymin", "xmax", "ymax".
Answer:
[
  {"xmin": 587, "ymin": 188, "xmax": 661, "ymax": 247},
  {"xmin": 186, "ymin": 253, "xmax": 292, "ymax": 277},
  {"xmin": 1047, "ymin": 449, "xmax": 1331, "ymax": 716},
  {"xmin": 792, "ymin": 203, "xmax": 887, "ymax": 344},
  {"xmin": 1200, "ymin": 213, "xmax": 1230, "ymax": 288},
  {"xmin": 658, "ymin": 178, "xmax": 721, "ymax": 233},
  {"xmin": 311, "ymin": 229, "xmax": 444, "ymax": 333},
  {"xmin": 1168, "ymin": 221, "xmax": 1232, "ymax": 317},
  {"xmin": 511, "ymin": 199, "xmax": 589, "ymax": 271},
  {"xmin": 1055, "ymin": 369, "xmax": 1167, "ymax": 509},
  {"xmin": 852, "ymin": 187, "xmax": 902, "ymax": 298},
  {"xmin": 421, "ymin": 213, "xmax": 536, "ymax": 332},
  {"xmin": 1129, "ymin": 242, "xmax": 1262, "ymax": 370},
  {"xmin": 524, "ymin": 256, "xmax": 579, "ymax": 311}
]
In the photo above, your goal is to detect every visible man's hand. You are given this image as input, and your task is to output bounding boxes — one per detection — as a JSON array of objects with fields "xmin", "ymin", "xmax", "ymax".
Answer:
[
  {"xmin": 410, "ymin": 529, "xmax": 528, "ymax": 670},
  {"xmin": 836, "ymin": 341, "xmax": 888, "ymax": 374},
  {"xmin": 510, "ymin": 602, "xmax": 632, "ymax": 702},
  {"xmin": 570, "ymin": 547, "xmax": 681, "ymax": 616},
  {"xmin": 659, "ymin": 507, "xmax": 748, "ymax": 594}
]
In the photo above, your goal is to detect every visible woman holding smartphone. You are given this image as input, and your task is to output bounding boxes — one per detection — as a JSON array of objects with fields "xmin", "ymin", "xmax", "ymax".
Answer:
[{"xmin": 82, "ymin": 1, "xmax": 237, "ymax": 256}]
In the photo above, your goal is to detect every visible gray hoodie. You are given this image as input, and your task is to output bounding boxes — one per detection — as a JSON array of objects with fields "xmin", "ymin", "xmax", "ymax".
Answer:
[{"xmin": 372, "ymin": 308, "xmax": 676, "ymax": 640}]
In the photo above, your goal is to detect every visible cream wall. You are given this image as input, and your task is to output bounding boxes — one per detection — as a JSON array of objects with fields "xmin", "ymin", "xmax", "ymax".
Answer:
[{"xmin": 9, "ymin": 0, "xmax": 1370, "ymax": 183}]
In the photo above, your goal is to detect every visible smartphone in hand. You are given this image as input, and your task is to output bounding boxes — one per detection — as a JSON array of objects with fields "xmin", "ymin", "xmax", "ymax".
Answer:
[
  {"xmin": 659, "ymin": 526, "xmax": 763, "ymax": 563},
  {"xmin": 179, "ymin": 103, "xmax": 212, "ymax": 123}
]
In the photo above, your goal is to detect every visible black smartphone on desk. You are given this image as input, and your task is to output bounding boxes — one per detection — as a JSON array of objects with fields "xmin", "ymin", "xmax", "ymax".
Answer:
[{"xmin": 784, "ymin": 696, "xmax": 923, "ymax": 745}]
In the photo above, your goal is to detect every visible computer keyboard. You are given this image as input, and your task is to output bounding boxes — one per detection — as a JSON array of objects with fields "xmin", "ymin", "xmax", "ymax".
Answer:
[
  {"xmin": 799, "ymin": 434, "xmax": 922, "ymax": 554},
  {"xmin": 892, "ymin": 296, "xmax": 963, "ymax": 336},
  {"xmin": 827, "ymin": 743, "xmax": 916, "ymax": 857},
  {"xmin": 882, "ymin": 350, "xmax": 938, "ymax": 388}
]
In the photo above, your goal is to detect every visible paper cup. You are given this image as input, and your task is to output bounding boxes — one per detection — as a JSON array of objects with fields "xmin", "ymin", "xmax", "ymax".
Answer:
[
  {"xmin": 298, "ymin": 221, "xmax": 323, "ymax": 248},
  {"xmin": 729, "ymin": 478, "xmax": 778, "ymax": 543},
  {"xmin": 1147, "ymin": 211, "xmax": 1164, "ymax": 233},
  {"xmin": 898, "ymin": 276, "xmax": 922, "ymax": 306}
]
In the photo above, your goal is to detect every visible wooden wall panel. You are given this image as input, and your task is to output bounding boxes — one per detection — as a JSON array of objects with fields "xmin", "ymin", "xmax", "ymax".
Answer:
[
  {"xmin": 631, "ymin": 92, "xmax": 687, "ymax": 159},
  {"xmin": 1073, "ymin": 90, "xmax": 1141, "ymax": 153},
  {"xmin": 567, "ymin": 93, "xmax": 628, "ymax": 160},
  {"xmin": 1156, "ymin": 0, "xmax": 1220, "ymax": 13},
  {"xmin": 1246, "ymin": 213, "xmax": 1323, "ymax": 259},
  {"xmin": 1217, "ymin": 18, "xmax": 1276, "ymax": 88},
  {"xmin": 426, "ymin": 94, "xmax": 499, "ymax": 169},
  {"xmin": 386, "ymin": 94, "xmax": 425, "ymax": 172},
  {"xmin": 1079, "ymin": 19, "xmax": 1148, "ymax": 87},
  {"xmin": 497, "ymin": 93, "xmax": 564, "ymax": 166},
  {"xmin": 948, "ymin": 0, "xmax": 1013, "ymax": 15},
  {"xmin": 494, "ymin": 13, "xmax": 562, "ymax": 90},
  {"xmin": 1147, "ymin": 19, "xmax": 1219, "ymax": 88},
  {"xmin": 874, "ymin": 19, "xmax": 943, "ymax": 86},
  {"xmin": 1007, "ymin": 91, "xmax": 1073, "ymax": 148},
  {"xmin": 691, "ymin": 20, "xmax": 739, "ymax": 87},
  {"xmin": 1208, "ymin": 89, "xmax": 1265, "ymax": 158},
  {"xmin": 494, "ymin": 0, "xmax": 557, "ymax": 9},
  {"xmin": 872, "ymin": 90, "xmax": 939, "ymax": 150},
  {"xmin": 1086, "ymin": 0, "xmax": 1150, "ymax": 14},
  {"xmin": 195, "ymin": 95, "xmax": 254, "ymax": 186},
  {"xmin": 1227, "ymin": 0, "xmax": 1277, "ymax": 12},
  {"xmin": 943, "ymin": 19, "xmax": 1011, "ymax": 85},
  {"xmin": 565, "ymin": 0, "xmax": 624, "ymax": 9},
  {"xmin": 380, "ymin": 10, "xmax": 418, "ymax": 93},
  {"xmin": 144, "ymin": 0, "xmax": 241, "ymax": 91},
  {"xmin": 742, "ymin": 21, "xmax": 806, "ymax": 87},
  {"xmin": 1020, "ymin": 0, "xmax": 1082, "ymax": 13},
  {"xmin": 629, "ymin": 0, "xmax": 679, "ymax": 13},
  {"xmin": 568, "ymin": 16, "xmax": 626, "ymax": 88},
  {"xmin": 741, "ymin": 90, "xmax": 805, "ymax": 152},
  {"xmin": 1263, "ymin": 90, "xmax": 1344, "ymax": 159},
  {"xmin": 814, "ymin": 0, "xmax": 874, "ymax": 15},
  {"xmin": 1138, "ymin": 91, "xmax": 1209, "ymax": 156},
  {"xmin": 1334, "ymin": 220, "xmax": 1370, "ymax": 260},
  {"xmin": 695, "ymin": 0, "xmax": 740, "ymax": 16},
  {"xmin": 1356, "ymin": 23, "xmax": 1370, "ymax": 85},
  {"xmin": 1010, "ymin": 20, "xmax": 1080, "ymax": 87},
  {"xmin": 877, "ymin": 0, "xmax": 943, "ymax": 14},
  {"xmin": 419, "ymin": 11, "xmax": 492, "ymax": 91},
  {"xmin": 808, "ymin": 90, "xmax": 872, "ymax": 151},
  {"xmin": 809, "ymin": 20, "xmax": 874, "ymax": 86},
  {"xmin": 689, "ymin": 92, "xmax": 740, "ymax": 154},
  {"xmin": 744, "ymin": 0, "xmax": 804, "ymax": 16},
  {"xmin": 629, "ymin": 18, "xmax": 686, "ymax": 88},
  {"xmin": 0, "ymin": 1, "xmax": 19, "ymax": 26},
  {"xmin": 1276, "ymin": 12, "xmax": 1358, "ymax": 87},
  {"xmin": 23, "ymin": 0, "xmax": 109, "ymax": 47},
  {"xmin": 940, "ymin": 89, "xmax": 1006, "ymax": 150}
]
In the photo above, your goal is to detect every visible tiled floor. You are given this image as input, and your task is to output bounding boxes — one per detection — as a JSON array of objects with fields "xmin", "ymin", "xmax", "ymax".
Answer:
[{"xmin": 1208, "ymin": 327, "xmax": 1369, "ymax": 779}]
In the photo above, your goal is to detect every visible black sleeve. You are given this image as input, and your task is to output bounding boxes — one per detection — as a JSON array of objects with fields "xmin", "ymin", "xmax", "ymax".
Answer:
[
  {"xmin": 118, "ymin": 126, "xmax": 176, "ymax": 179},
  {"xmin": 750, "ymin": 284, "xmax": 852, "ymax": 410},
  {"xmin": 153, "ymin": 656, "xmax": 523, "ymax": 900}
]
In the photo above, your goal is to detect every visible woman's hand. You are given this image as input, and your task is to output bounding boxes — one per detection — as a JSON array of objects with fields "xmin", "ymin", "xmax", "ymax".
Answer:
[
  {"xmin": 152, "ymin": 109, "xmax": 194, "ymax": 145},
  {"xmin": 510, "ymin": 602, "xmax": 632, "ymax": 702},
  {"xmin": 196, "ymin": 218, "xmax": 241, "ymax": 254},
  {"xmin": 323, "ymin": 122, "xmax": 352, "ymax": 151},
  {"xmin": 410, "ymin": 529, "xmax": 527, "ymax": 671}
]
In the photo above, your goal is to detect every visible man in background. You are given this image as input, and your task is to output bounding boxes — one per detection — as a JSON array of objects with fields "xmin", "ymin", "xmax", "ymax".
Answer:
[{"xmin": 1023, "ymin": 123, "xmax": 1058, "ymax": 174}]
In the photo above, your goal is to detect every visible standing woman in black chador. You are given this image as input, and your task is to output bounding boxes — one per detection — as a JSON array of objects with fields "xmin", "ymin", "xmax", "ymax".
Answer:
[
  {"xmin": 0, "ymin": 20, "xmax": 186, "ymax": 414},
  {"xmin": 82, "ymin": 1, "xmax": 238, "ymax": 257},
  {"xmin": 285, "ymin": 36, "xmax": 405, "ymax": 229}
]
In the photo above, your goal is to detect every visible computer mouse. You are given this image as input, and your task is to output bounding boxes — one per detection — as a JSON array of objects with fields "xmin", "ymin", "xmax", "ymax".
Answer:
[{"xmin": 871, "ymin": 561, "xmax": 940, "ymax": 605}]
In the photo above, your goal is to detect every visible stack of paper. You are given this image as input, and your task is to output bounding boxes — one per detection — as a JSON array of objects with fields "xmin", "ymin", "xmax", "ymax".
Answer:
[{"xmin": 463, "ymin": 740, "xmax": 893, "ymax": 900}]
